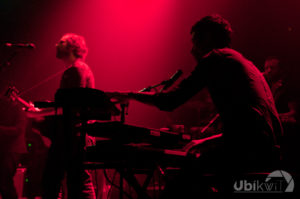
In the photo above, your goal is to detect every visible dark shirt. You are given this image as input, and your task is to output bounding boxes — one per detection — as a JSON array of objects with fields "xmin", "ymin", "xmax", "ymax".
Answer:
[
  {"xmin": 60, "ymin": 61, "xmax": 95, "ymax": 89},
  {"xmin": 42, "ymin": 60, "xmax": 96, "ymax": 199},
  {"xmin": 154, "ymin": 48, "xmax": 282, "ymax": 159}
]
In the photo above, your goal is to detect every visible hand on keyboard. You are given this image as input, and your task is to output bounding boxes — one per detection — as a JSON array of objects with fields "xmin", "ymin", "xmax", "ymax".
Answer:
[
  {"xmin": 106, "ymin": 91, "xmax": 131, "ymax": 104},
  {"xmin": 182, "ymin": 133, "xmax": 223, "ymax": 157}
]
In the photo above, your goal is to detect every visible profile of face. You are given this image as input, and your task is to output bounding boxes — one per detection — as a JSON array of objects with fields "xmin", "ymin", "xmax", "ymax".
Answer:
[
  {"xmin": 264, "ymin": 59, "xmax": 280, "ymax": 81},
  {"xmin": 56, "ymin": 36, "xmax": 71, "ymax": 59},
  {"xmin": 191, "ymin": 31, "xmax": 211, "ymax": 62}
]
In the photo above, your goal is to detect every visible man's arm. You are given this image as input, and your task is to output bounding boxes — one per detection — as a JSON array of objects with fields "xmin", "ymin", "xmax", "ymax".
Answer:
[
  {"xmin": 182, "ymin": 133, "xmax": 223, "ymax": 154},
  {"xmin": 108, "ymin": 66, "xmax": 205, "ymax": 111}
]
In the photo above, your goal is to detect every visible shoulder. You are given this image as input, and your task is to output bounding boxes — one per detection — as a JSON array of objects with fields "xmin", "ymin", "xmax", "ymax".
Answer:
[
  {"xmin": 72, "ymin": 61, "xmax": 90, "ymax": 72},
  {"xmin": 199, "ymin": 48, "xmax": 246, "ymax": 69},
  {"xmin": 209, "ymin": 48, "xmax": 245, "ymax": 60},
  {"xmin": 65, "ymin": 61, "xmax": 93, "ymax": 75},
  {"xmin": 213, "ymin": 48, "xmax": 254, "ymax": 68},
  {"xmin": 73, "ymin": 60, "xmax": 89, "ymax": 68}
]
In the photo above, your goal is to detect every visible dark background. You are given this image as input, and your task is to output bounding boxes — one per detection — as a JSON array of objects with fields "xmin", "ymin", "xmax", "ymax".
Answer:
[{"xmin": 1, "ymin": 0, "xmax": 299, "ymax": 128}]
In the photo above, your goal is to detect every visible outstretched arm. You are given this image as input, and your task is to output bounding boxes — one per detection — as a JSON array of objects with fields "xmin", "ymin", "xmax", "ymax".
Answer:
[{"xmin": 107, "ymin": 66, "xmax": 205, "ymax": 111}]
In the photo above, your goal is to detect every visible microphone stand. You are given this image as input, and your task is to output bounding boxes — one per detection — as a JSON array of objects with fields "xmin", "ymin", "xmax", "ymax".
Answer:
[
  {"xmin": 122, "ymin": 72, "xmax": 179, "ymax": 122},
  {"xmin": 139, "ymin": 79, "xmax": 170, "ymax": 93},
  {"xmin": 200, "ymin": 113, "xmax": 220, "ymax": 134},
  {"xmin": 119, "ymin": 78, "xmax": 168, "ymax": 123},
  {"xmin": 120, "ymin": 103, "xmax": 128, "ymax": 123},
  {"xmin": 119, "ymin": 79, "xmax": 164, "ymax": 123}
]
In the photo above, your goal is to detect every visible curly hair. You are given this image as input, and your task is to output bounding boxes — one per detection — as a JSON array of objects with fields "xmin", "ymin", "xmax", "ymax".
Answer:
[
  {"xmin": 61, "ymin": 33, "xmax": 88, "ymax": 60},
  {"xmin": 191, "ymin": 14, "xmax": 232, "ymax": 48}
]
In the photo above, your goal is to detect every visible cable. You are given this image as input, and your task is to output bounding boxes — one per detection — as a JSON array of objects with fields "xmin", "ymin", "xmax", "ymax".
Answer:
[
  {"xmin": 107, "ymin": 170, "xmax": 116, "ymax": 199},
  {"xmin": 19, "ymin": 68, "xmax": 65, "ymax": 96},
  {"xmin": 103, "ymin": 169, "xmax": 133, "ymax": 199}
]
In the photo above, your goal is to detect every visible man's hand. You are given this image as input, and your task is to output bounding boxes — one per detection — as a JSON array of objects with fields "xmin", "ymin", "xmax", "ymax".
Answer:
[
  {"xmin": 106, "ymin": 91, "xmax": 131, "ymax": 104},
  {"xmin": 26, "ymin": 101, "xmax": 41, "ymax": 112},
  {"xmin": 182, "ymin": 133, "xmax": 223, "ymax": 156},
  {"xmin": 106, "ymin": 91, "xmax": 157, "ymax": 107}
]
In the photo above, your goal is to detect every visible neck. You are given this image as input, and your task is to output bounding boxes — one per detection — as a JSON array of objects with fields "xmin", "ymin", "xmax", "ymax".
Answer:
[
  {"xmin": 62, "ymin": 55, "xmax": 80, "ymax": 68},
  {"xmin": 196, "ymin": 48, "xmax": 213, "ymax": 62}
]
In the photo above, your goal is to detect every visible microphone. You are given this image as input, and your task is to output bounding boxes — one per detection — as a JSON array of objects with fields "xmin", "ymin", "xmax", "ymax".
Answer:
[
  {"xmin": 161, "ymin": 69, "xmax": 183, "ymax": 91},
  {"xmin": 5, "ymin": 42, "xmax": 36, "ymax": 49}
]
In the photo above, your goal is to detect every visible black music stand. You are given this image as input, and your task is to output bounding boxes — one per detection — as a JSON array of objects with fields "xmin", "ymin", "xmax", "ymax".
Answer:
[
  {"xmin": 52, "ymin": 88, "xmax": 120, "ymax": 198},
  {"xmin": 56, "ymin": 89, "xmax": 163, "ymax": 199},
  {"xmin": 55, "ymin": 88, "xmax": 120, "ymax": 119},
  {"xmin": 54, "ymin": 87, "xmax": 121, "ymax": 159}
]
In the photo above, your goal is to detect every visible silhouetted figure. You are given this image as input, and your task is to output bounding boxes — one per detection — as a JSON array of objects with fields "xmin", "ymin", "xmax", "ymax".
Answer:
[
  {"xmin": 42, "ymin": 33, "xmax": 96, "ymax": 199},
  {"xmin": 109, "ymin": 14, "xmax": 283, "ymax": 197},
  {"xmin": 0, "ymin": 92, "xmax": 27, "ymax": 199},
  {"xmin": 263, "ymin": 56, "xmax": 300, "ymax": 173}
]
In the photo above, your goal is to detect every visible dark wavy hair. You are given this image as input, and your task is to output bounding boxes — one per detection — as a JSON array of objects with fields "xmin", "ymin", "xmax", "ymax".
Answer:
[
  {"xmin": 191, "ymin": 14, "xmax": 232, "ymax": 48},
  {"xmin": 62, "ymin": 33, "xmax": 88, "ymax": 60}
]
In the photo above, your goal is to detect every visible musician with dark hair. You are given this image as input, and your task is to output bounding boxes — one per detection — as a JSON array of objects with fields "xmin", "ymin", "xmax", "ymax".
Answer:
[
  {"xmin": 42, "ymin": 33, "xmax": 96, "ymax": 199},
  {"xmin": 109, "ymin": 14, "xmax": 283, "ymax": 196},
  {"xmin": 262, "ymin": 56, "xmax": 297, "ymax": 123},
  {"xmin": 0, "ymin": 91, "xmax": 27, "ymax": 199},
  {"xmin": 262, "ymin": 56, "xmax": 300, "ymax": 173}
]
